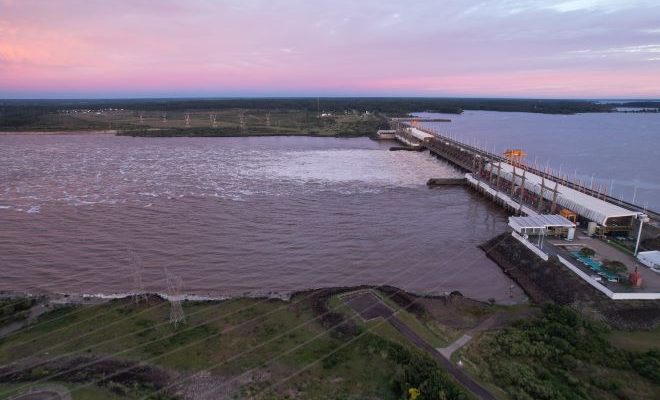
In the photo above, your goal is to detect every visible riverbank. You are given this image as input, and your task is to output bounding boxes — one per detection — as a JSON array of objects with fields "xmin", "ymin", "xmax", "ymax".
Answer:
[
  {"xmin": 2, "ymin": 284, "xmax": 657, "ymax": 399},
  {"xmin": 0, "ymin": 286, "xmax": 499, "ymax": 400}
]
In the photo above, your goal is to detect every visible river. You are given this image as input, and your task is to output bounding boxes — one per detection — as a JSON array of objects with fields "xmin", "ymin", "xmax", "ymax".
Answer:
[{"xmin": 0, "ymin": 134, "xmax": 524, "ymax": 303}]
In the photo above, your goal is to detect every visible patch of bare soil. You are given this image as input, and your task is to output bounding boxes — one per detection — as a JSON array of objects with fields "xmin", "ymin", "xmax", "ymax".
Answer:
[
  {"xmin": 0, "ymin": 355, "xmax": 172, "ymax": 397},
  {"xmin": 174, "ymin": 369, "xmax": 271, "ymax": 400},
  {"xmin": 8, "ymin": 384, "xmax": 71, "ymax": 400}
]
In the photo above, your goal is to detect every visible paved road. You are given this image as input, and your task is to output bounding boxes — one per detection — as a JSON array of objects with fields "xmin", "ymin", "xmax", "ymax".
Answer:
[
  {"xmin": 438, "ymin": 334, "xmax": 472, "ymax": 359},
  {"xmin": 343, "ymin": 291, "xmax": 496, "ymax": 400},
  {"xmin": 437, "ymin": 314, "xmax": 499, "ymax": 359}
]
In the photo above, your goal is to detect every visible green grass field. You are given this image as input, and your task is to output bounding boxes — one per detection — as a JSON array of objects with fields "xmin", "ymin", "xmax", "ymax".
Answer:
[
  {"xmin": 3, "ymin": 108, "xmax": 389, "ymax": 137},
  {"xmin": 3, "ymin": 293, "xmax": 656, "ymax": 400},
  {"xmin": 0, "ymin": 295, "xmax": 452, "ymax": 399}
]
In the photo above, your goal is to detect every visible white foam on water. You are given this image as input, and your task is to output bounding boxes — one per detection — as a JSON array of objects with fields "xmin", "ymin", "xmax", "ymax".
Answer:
[
  {"xmin": 258, "ymin": 149, "xmax": 462, "ymax": 188},
  {"xmin": 0, "ymin": 137, "xmax": 463, "ymax": 209}
]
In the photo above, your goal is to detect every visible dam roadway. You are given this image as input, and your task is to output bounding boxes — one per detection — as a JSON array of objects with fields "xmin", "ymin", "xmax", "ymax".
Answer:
[{"xmin": 390, "ymin": 119, "xmax": 660, "ymax": 225}]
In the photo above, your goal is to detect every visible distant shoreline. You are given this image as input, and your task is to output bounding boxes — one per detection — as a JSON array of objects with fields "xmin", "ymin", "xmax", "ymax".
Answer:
[
  {"xmin": 0, "ymin": 130, "xmax": 371, "ymax": 138},
  {"xmin": 0, "ymin": 130, "xmax": 118, "ymax": 135}
]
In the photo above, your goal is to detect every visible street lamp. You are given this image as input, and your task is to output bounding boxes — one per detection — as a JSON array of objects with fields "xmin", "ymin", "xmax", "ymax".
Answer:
[{"xmin": 634, "ymin": 214, "xmax": 650, "ymax": 256}]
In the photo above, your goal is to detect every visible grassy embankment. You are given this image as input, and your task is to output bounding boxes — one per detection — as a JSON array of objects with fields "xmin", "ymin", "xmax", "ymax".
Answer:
[{"xmin": 0, "ymin": 290, "xmax": 472, "ymax": 400}]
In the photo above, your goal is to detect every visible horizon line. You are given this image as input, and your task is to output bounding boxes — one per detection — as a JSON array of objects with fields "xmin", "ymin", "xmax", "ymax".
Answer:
[{"xmin": 2, "ymin": 95, "xmax": 659, "ymax": 102}]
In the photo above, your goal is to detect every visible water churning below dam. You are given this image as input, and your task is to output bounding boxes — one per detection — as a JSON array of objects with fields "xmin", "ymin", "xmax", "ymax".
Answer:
[{"xmin": 0, "ymin": 135, "xmax": 525, "ymax": 303}]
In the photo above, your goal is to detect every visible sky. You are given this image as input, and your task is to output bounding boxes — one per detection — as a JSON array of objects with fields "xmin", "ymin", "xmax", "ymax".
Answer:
[{"xmin": 0, "ymin": 0, "xmax": 659, "ymax": 99}]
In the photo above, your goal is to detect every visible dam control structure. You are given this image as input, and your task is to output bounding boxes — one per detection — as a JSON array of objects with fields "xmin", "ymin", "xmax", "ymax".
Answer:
[
  {"xmin": 384, "ymin": 117, "xmax": 660, "ymax": 300},
  {"xmin": 387, "ymin": 117, "xmax": 656, "ymax": 237}
]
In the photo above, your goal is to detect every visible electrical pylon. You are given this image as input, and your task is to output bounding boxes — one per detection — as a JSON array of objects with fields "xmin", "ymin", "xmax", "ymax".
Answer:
[{"xmin": 165, "ymin": 268, "xmax": 186, "ymax": 328}]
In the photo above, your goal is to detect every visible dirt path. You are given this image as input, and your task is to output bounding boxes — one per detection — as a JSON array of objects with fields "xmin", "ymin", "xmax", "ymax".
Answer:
[
  {"xmin": 0, "ymin": 304, "xmax": 50, "ymax": 339},
  {"xmin": 343, "ymin": 291, "xmax": 496, "ymax": 400},
  {"xmin": 8, "ymin": 384, "xmax": 72, "ymax": 400}
]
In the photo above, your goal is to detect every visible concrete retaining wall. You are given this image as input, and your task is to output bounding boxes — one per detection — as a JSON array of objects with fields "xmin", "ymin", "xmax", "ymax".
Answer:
[
  {"xmin": 556, "ymin": 255, "xmax": 660, "ymax": 300},
  {"xmin": 427, "ymin": 178, "xmax": 467, "ymax": 186},
  {"xmin": 511, "ymin": 231, "xmax": 549, "ymax": 261},
  {"xmin": 511, "ymin": 232, "xmax": 660, "ymax": 300}
]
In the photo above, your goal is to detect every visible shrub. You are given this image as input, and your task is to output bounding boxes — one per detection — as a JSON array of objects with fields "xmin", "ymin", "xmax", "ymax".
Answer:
[
  {"xmin": 474, "ymin": 305, "xmax": 658, "ymax": 399},
  {"xmin": 602, "ymin": 260, "xmax": 628, "ymax": 275},
  {"xmin": 578, "ymin": 247, "xmax": 595, "ymax": 257}
]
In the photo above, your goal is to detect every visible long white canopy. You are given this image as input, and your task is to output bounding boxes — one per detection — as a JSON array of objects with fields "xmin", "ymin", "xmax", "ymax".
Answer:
[{"xmin": 489, "ymin": 162, "xmax": 639, "ymax": 225}]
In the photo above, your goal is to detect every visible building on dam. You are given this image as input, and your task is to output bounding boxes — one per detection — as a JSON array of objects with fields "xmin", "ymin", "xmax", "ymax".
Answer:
[{"xmin": 470, "ymin": 160, "xmax": 645, "ymax": 237}]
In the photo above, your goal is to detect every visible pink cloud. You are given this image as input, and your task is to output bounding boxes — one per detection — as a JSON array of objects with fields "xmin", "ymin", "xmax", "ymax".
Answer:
[{"xmin": 1, "ymin": 0, "xmax": 659, "ymax": 97}]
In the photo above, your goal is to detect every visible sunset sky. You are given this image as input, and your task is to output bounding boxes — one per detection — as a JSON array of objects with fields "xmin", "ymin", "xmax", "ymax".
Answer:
[{"xmin": 1, "ymin": 0, "xmax": 659, "ymax": 98}]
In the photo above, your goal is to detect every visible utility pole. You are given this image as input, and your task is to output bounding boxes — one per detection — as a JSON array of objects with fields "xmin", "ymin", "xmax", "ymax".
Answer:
[
  {"xmin": 538, "ymin": 176, "xmax": 545, "ymax": 212},
  {"xmin": 550, "ymin": 181, "xmax": 559, "ymax": 214},
  {"xmin": 130, "ymin": 250, "xmax": 145, "ymax": 304},
  {"xmin": 634, "ymin": 214, "xmax": 650, "ymax": 256},
  {"xmin": 518, "ymin": 169, "xmax": 526, "ymax": 215},
  {"xmin": 239, "ymin": 112, "xmax": 246, "ymax": 133},
  {"xmin": 165, "ymin": 268, "xmax": 186, "ymax": 328}
]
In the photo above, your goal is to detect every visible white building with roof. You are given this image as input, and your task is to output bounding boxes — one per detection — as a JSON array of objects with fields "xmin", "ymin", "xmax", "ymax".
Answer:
[{"xmin": 508, "ymin": 214, "xmax": 576, "ymax": 239}]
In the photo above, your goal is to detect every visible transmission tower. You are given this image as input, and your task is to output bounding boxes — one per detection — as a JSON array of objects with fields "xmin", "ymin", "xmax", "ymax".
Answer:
[
  {"xmin": 239, "ymin": 112, "xmax": 246, "ymax": 133},
  {"xmin": 266, "ymin": 112, "xmax": 271, "ymax": 128},
  {"xmin": 185, "ymin": 113, "xmax": 191, "ymax": 127},
  {"xmin": 209, "ymin": 113, "xmax": 217, "ymax": 127},
  {"xmin": 161, "ymin": 112, "xmax": 168, "ymax": 123},
  {"xmin": 129, "ymin": 250, "xmax": 146, "ymax": 304},
  {"xmin": 165, "ymin": 268, "xmax": 186, "ymax": 328},
  {"xmin": 138, "ymin": 112, "xmax": 144, "ymax": 124}
]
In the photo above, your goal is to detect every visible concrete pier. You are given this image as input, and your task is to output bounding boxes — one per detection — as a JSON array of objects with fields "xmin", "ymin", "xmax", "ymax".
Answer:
[{"xmin": 427, "ymin": 178, "xmax": 467, "ymax": 187}]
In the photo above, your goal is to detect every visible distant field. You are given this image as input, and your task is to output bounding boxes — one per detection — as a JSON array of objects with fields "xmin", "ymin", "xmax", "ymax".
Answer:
[
  {"xmin": 0, "ymin": 97, "xmax": 618, "ymax": 135},
  {"xmin": 2, "ymin": 108, "xmax": 390, "ymax": 137}
]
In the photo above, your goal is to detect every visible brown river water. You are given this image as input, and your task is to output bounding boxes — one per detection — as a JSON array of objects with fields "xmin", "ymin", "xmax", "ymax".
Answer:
[{"xmin": 0, "ymin": 134, "xmax": 525, "ymax": 303}]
